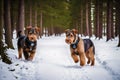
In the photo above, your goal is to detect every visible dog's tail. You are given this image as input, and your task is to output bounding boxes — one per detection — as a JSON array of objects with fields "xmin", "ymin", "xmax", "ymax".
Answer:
[{"xmin": 17, "ymin": 31, "xmax": 22, "ymax": 38}]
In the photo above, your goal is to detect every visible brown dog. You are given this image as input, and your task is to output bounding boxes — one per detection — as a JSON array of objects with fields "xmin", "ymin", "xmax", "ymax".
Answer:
[
  {"xmin": 17, "ymin": 26, "xmax": 40, "ymax": 61},
  {"xmin": 65, "ymin": 29, "xmax": 95, "ymax": 66}
]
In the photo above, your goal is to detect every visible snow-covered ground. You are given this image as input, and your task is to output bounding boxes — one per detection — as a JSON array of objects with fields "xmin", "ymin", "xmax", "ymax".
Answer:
[{"xmin": 0, "ymin": 34, "xmax": 120, "ymax": 80}]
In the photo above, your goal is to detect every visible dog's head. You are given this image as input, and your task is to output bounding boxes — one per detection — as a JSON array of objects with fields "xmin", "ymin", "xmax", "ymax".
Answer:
[
  {"xmin": 65, "ymin": 29, "xmax": 78, "ymax": 44},
  {"xmin": 26, "ymin": 26, "xmax": 40, "ymax": 42}
]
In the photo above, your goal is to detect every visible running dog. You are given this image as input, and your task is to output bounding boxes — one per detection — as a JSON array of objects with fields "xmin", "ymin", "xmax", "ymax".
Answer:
[
  {"xmin": 17, "ymin": 26, "xmax": 40, "ymax": 61},
  {"xmin": 65, "ymin": 29, "xmax": 95, "ymax": 66}
]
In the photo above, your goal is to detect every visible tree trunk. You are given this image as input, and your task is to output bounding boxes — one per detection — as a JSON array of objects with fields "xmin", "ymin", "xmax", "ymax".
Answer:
[
  {"xmin": 111, "ymin": 0, "xmax": 114, "ymax": 39},
  {"xmin": 11, "ymin": 0, "xmax": 15, "ymax": 39},
  {"xmin": 115, "ymin": 0, "xmax": 119, "ymax": 37},
  {"xmin": 35, "ymin": 10, "xmax": 37, "ymax": 27},
  {"xmin": 4, "ymin": 0, "xmax": 14, "ymax": 48},
  {"xmin": 17, "ymin": 0, "xmax": 24, "ymax": 36},
  {"xmin": 103, "ymin": 6, "xmax": 106, "ymax": 36},
  {"xmin": 99, "ymin": 0, "xmax": 103, "ymax": 39},
  {"xmin": 0, "ymin": 0, "xmax": 3, "ymax": 54},
  {"xmin": 40, "ymin": 11, "xmax": 43, "ymax": 38},
  {"xmin": 115, "ymin": 0, "xmax": 120, "ymax": 46},
  {"xmin": 1, "ymin": 0, "xmax": 12, "ymax": 64},
  {"xmin": 118, "ymin": 26, "xmax": 120, "ymax": 47},
  {"xmin": 29, "ymin": 1, "xmax": 32, "ymax": 26},
  {"xmin": 88, "ymin": 0, "xmax": 92, "ymax": 37},
  {"xmin": 86, "ymin": 0, "xmax": 89, "ymax": 36},
  {"xmin": 106, "ymin": 0, "xmax": 113, "ymax": 41},
  {"xmin": 80, "ymin": 7, "xmax": 83, "ymax": 36},
  {"xmin": 94, "ymin": 0, "xmax": 99, "ymax": 38},
  {"xmin": 82, "ymin": 0, "xmax": 86, "ymax": 36}
]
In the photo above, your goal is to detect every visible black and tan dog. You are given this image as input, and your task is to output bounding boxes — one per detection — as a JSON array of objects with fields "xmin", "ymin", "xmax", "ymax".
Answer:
[
  {"xmin": 65, "ymin": 29, "xmax": 95, "ymax": 66},
  {"xmin": 17, "ymin": 26, "xmax": 40, "ymax": 61}
]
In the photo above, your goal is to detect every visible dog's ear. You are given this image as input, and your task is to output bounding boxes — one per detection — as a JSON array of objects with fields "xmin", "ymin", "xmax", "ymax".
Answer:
[
  {"xmin": 64, "ymin": 29, "xmax": 70, "ymax": 34},
  {"xmin": 35, "ymin": 27, "xmax": 40, "ymax": 32},
  {"xmin": 26, "ymin": 26, "xmax": 32, "ymax": 35},
  {"xmin": 72, "ymin": 29, "xmax": 78, "ymax": 34},
  {"xmin": 35, "ymin": 27, "xmax": 40, "ymax": 34}
]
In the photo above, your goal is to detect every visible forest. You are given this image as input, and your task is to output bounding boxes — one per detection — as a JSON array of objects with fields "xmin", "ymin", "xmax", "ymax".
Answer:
[{"xmin": 0, "ymin": 0, "xmax": 120, "ymax": 64}]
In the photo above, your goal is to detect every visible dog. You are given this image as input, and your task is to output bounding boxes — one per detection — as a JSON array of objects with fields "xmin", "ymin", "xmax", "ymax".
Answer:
[
  {"xmin": 65, "ymin": 29, "xmax": 95, "ymax": 66},
  {"xmin": 17, "ymin": 26, "xmax": 40, "ymax": 61}
]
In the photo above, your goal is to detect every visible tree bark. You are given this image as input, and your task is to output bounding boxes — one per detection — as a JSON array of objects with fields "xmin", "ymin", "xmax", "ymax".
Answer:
[
  {"xmin": 106, "ymin": 0, "xmax": 113, "ymax": 41},
  {"xmin": 35, "ymin": 10, "xmax": 37, "ymax": 27},
  {"xmin": 4, "ymin": 0, "xmax": 14, "ymax": 48},
  {"xmin": 82, "ymin": 0, "xmax": 86, "ymax": 36},
  {"xmin": 88, "ymin": 0, "xmax": 92, "ymax": 37},
  {"xmin": 111, "ymin": 0, "xmax": 114, "ymax": 38},
  {"xmin": 17, "ymin": 0, "xmax": 25, "ymax": 36},
  {"xmin": 29, "ymin": 1, "xmax": 32, "ymax": 26},
  {"xmin": 99, "ymin": 0, "xmax": 103, "ymax": 39},
  {"xmin": 40, "ymin": 11, "xmax": 43, "ymax": 37},
  {"xmin": 115, "ymin": 0, "xmax": 120, "ymax": 46},
  {"xmin": 11, "ymin": 0, "xmax": 15, "ymax": 39},
  {"xmin": 80, "ymin": 7, "xmax": 83, "ymax": 36},
  {"xmin": 86, "ymin": 0, "xmax": 89, "ymax": 36},
  {"xmin": 0, "ymin": 0, "xmax": 3, "ymax": 54},
  {"xmin": 115, "ymin": 0, "xmax": 119, "ymax": 37},
  {"xmin": 1, "ymin": 0, "xmax": 12, "ymax": 64},
  {"xmin": 94, "ymin": 0, "xmax": 99, "ymax": 38}
]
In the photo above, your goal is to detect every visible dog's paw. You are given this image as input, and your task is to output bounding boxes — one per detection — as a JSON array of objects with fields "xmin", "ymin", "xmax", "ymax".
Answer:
[
  {"xmin": 74, "ymin": 60, "xmax": 79, "ymax": 63},
  {"xmin": 87, "ymin": 60, "xmax": 90, "ymax": 64},
  {"xmin": 80, "ymin": 62, "xmax": 85, "ymax": 66},
  {"xmin": 91, "ymin": 61, "xmax": 95, "ymax": 66}
]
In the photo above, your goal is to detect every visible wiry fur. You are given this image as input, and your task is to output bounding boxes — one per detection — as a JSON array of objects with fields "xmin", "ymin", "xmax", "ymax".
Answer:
[
  {"xmin": 17, "ymin": 26, "xmax": 40, "ymax": 61},
  {"xmin": 65, "ymin": 29, "xmax": 95, "ymax": 66}
]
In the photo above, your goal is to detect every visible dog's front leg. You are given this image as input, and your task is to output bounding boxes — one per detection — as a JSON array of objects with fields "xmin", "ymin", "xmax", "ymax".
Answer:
[
  {"xmin": 78, "ymin": 51, "xmax": 86, "ymax": 66},
  {"xmin": 28, "ymin": 53, "xmax": 35, "ymax": 61},
  {"xmin": 18, "ymin": 48, "xmax": 23, "ymax": 59},
  {"xmin": 71, "ymin": 53, "xmax": 79, "ymax": 63},
  {"xmin": 28, "ymin": 51, "xmax": 35, "ymax": 61},
  {"xmin": 23, "ymin": 50, "xmax": 29, "ymax": 60}
]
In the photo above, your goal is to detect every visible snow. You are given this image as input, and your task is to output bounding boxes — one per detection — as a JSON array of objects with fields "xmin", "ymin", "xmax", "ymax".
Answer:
[{"xmin": 0, "ymin": 34, "xmax": 120, "ymax": 80}]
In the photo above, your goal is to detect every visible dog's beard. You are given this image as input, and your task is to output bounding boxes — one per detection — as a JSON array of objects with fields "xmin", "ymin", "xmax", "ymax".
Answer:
[
  {"xmin": 65, "ymin": 39, "xmax": 74, "ymax": 44},
  {"xmin": 28, "ymin": 36, "xmax": 37, "ymax": 42}
]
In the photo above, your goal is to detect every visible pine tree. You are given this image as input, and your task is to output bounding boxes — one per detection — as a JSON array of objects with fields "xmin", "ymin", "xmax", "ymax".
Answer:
[
  {"xmin": 106, "ymin": 0, "xmax": 113, "ymax": 41},
  {"xmin": 1, "ymin": 0, "xmax": 12, "ymax": 64}
]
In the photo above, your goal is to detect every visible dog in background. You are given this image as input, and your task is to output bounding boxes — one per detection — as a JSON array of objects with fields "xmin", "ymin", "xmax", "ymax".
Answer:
[
  {"xmin": 65, "ymin": 29, "xmax": 95, "ymax": 66},
  {"xmin": 17, "ymin": 26, "xmax": 40, "ymax": 61}
]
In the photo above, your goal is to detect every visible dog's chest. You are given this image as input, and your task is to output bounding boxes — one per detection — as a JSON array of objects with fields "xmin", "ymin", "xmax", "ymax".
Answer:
[{"xmin": 24, "ymin": 38, "xmax": 37, "ymax": 52}]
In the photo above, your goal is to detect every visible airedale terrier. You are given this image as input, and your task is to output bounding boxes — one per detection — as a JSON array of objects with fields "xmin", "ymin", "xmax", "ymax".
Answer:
[
  {"xmin": 17, "ymin": 26, "xmax": 40, "ymax": 61},
  {"xmin": 65, "ymin": 29, "xmax": 95, "ymax": 66}
]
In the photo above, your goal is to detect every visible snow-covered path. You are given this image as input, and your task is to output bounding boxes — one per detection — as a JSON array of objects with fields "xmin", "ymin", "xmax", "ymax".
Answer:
[{"xmin": 0, "ymin": 35, "xmax": 120, "ymax": 80}]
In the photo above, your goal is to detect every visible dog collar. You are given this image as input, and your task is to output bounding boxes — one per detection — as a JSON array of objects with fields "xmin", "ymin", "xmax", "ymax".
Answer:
[
  {"xmin": 70, "ymin": 37, "xmax": 80, "ymax": 49},
  {"xmin": 24, "ymin": 37, "xmax": 37, "ymax": 51}
]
